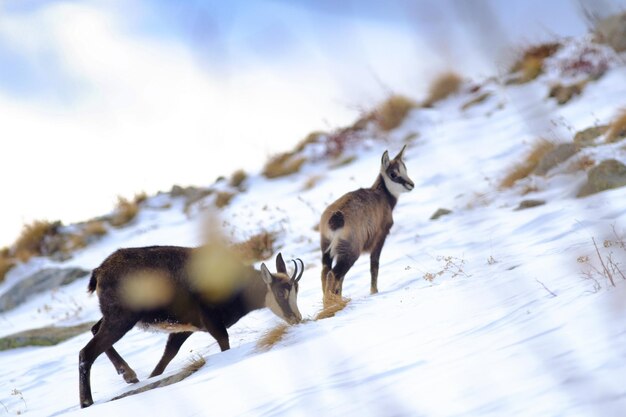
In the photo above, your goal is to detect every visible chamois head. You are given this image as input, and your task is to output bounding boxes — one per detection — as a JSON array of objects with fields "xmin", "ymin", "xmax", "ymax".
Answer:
[
  {"xmin": 380, "ymin": 145, "xmax": 414, "ymax": 198},
  {"xmin": 260, "ymin": 253, "xmax": 303, "ymax": 324}
]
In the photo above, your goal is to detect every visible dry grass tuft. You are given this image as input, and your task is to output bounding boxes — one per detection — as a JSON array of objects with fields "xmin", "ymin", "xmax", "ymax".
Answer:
[
  {"xmin": 229, "ymin": 169, "xmax": 248, "ymax": 189},
  {"xmin": 133, "ymin": 191, "xmax": 148, "ymax": 205},
  {"xmin": 423, "ymin": 72, "xmax": 463, "ymax": 107},
  {"xmin": 316, "ymin": 295, "xmax": 350, "ymax": 320},
  {"xmin": 607, "ymin": 110, "xmax": 626, "ymax": 143},
  {"xmin": 564, "ymin": 154, "xmax": 596, "ymax": 174},
  {"xmin": 232, "ymin": 231, "xmax": 276, "ymax": 264},
  {"xmin": 373, "ymin": 95, "xmax": 417, "ymax": 131},
  {"xmin": 83, "ymin": 220, "xmax": 108, "ymax": 238},
  {"xmin": 109, "ymin": 196, "xmax": 140, "ymax": 228},
  {"xmin": 509, "ymin": 42, "xmax": 561, "ymax": 84},
  {"xmin": 461, "ymin": 92, "xmax": 491, "ymax": 111},
  {"xmin": 302, "ymin": 175, "xmax": 323, "ymax": 191},
  {"xmin": 548, "ymin": 81, "xmax": 586, "ymax": 105},
  {"xmin": 256, "ymin": 323, "xmax": 290, "ymax": 351},
  {"xmin": 262, "ymin": 153, "xmax": 306, "ymax": 179},
  {"xmin": 294, "ymin": 131, "xmax": 325, "ymax": 153},
  {"xmin": 13, "ymin": 220, "xmax": 60, "ymax": 261},
  {"xmin": 0, "ymin": 253, "xmax": 15, "ymax": 283},
  {"xmin": 499, "ymin": 140, "xmax": 556, "ymax": 188},
  {"xmin": 330, "ymin": 155, "xmax": 357, "ymax": 169},
  {"xmin": 183, "ymin": 354, "xmax": 206, "ymax": 374},
  {"xmin": 214, "ymin": 192, "xmax": 235, "ymax": 208}
]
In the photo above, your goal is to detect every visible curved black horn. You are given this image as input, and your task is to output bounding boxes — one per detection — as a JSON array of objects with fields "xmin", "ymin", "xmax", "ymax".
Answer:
[
  {"xmin": 295, "ymin": 258, "xmax": 304, "ymax": 282},
  {"xmin": 290, "ymin": 259, "xmax": 299, "ymax": 282}
]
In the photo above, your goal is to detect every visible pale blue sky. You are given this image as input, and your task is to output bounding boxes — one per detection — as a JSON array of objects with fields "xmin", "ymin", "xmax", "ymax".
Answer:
[{"xmin": 1, "ymin": 0, "xmax": 624, "ymax": 246}]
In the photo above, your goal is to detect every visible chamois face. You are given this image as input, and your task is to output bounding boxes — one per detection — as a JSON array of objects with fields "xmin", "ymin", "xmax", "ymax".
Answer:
[
  {"xmin": 380, "ymin": 145, "xmax": 414, "ymax": 198},
  {"xmin": 260, "ymin": 254, "xmax": 303, "ymax": 324}
]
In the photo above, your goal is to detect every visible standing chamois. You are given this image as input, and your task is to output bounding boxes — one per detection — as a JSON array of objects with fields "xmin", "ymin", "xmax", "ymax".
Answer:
[
  {"xmin": 320, "ymin": 146, "xmax": 414, "ymax": 298},
  {"xmin": 79, "ymin": 246, "xmax": 303, "ymax": 408}
]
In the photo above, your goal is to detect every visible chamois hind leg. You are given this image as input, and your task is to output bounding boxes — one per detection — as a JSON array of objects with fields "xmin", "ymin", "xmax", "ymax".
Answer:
[
  {"xmin": 90, "ymin": 319, "xmax": 139, "ymax": 384},
  {"xmin": 79, "ymin": 317, "xmax": 136, "ymax": 408},
  {"xmin": 326, "ymin": 239, "xmax": 359, "ymax": 298},
  {"xmin": 321, "ymin": 238, "xmax": 333, "ymax": 296},
  {"xmin": 149, "ymin": 331, "xmax": 193, "ymax": 378},
  {"xmin": 369, "ymin": 235, "xmax": 388, "ymax": 295}
]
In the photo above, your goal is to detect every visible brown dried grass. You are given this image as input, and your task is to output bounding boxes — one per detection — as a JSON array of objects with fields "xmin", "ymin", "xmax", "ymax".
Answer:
[
  {"xmin": 83, "ymin": 220, "xmax": 108, "ymax": 238},
  {"xmin": 109, "ymin": 196, "xmax": 140, "ymax": 227},
  {"xmin": 256, "ymin": 323, "xmax": 290, "ymax": 351},
  {"xmin": 499, "ymin": 139, "xmax": 556, "ymax": 188},
  {"xmin": 0, "ymin": 253, "xmax": 15, "ymax": 283},
  {"xmin": 373, "ymin": 95, "xmax": 417, "ymax": 131},
  {"xmin": 316, "ymin": 294, "xmax": 350, "ymax": 320},
  {"xmin": 13, "ymin": 220, "xmax": 60, "ymax": 261},
  {"xmin": 564, "ymin": 154, "xmax": 596, "ymax": 174},
  {"xmin": 262, "ymin": 153, "xmax": 306, "ymax": 179},
  {"xmin": 607, "ymin": 110, "xmax": 626, "ymax": 143},
  {"xmin": 215, "ymin": 192, "xmax": 235, "ymax": 208},
  {"xmin": 232, "ymin": 231, "xmax": 276, "ymax": 264},
  {"xmin": 423, "ymin": 72, "xmax": 463, "ymax": 107},
  {"xmin": 183, "ymin": 354, "xmax": 206, "ymax": 373},
  {"xmin": 302, "ymin": 175, "xmax": 323, "ymax": 191},
  {"xmin": 229, "ymin": 169, "xmax": 247, "ymax": 189},
  {"xmin": 294, "ymin": 131, "xmax": 325, "ymax": 153},
  {"xmin": 509, "ymin": 42, "xmax": 561, "ymax": 84}
]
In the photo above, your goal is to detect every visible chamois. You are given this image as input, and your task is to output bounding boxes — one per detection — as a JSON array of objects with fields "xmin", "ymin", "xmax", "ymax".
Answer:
[
  {"xmin": 320, "ymin": 145, "xmax": 414, "ymax": 298},
  {"xmin": 79, "ymin": 246, "xmax": 303, "ymax": 408}
]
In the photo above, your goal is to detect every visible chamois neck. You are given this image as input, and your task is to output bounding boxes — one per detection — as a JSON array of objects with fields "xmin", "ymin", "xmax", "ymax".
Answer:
[
  {"xmin": 242, "ymin": 268, "xmax": 269, "ymax": 311},
  {"xmin": 372, "ymin": 174, "xmax": 398, "ymax": 209}
]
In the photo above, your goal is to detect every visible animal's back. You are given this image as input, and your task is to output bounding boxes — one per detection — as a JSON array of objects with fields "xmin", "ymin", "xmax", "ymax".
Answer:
[{"xmin": 321, "ymin": 188, "xmax": 391, "ymax": 253}]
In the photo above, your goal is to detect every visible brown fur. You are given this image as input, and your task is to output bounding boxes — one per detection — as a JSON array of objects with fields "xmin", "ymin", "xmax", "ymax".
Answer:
[
  {"xmin": 79, "ymin": 247, "xmax": 302, "ymax": 408},
  {"xmin": 320, "ymin": 147, "xmax": 413, "ymax": 300}
]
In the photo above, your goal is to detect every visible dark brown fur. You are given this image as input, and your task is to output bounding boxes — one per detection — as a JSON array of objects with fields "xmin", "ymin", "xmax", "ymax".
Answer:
[{"xmin": 79, "ymin": 246, "xmax": 301, "ymax": 408}]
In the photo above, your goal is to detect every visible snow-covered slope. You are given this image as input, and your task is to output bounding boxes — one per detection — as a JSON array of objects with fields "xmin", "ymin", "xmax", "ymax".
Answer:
[{"xmin": 1, "ymin": 38, "xmax": 626, "ymax": 417}]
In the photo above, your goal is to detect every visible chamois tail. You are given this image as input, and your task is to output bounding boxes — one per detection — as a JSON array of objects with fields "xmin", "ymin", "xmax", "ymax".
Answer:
[
  {"xmin": 328, "ymin": 211, "xmax": 345, "ymax": 231},
  {"xmin": 87, "ymin": 269, "xmax": 99, "ymax": 294}
]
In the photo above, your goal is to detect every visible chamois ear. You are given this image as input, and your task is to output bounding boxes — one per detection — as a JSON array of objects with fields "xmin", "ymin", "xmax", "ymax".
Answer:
[
  {"xmin": 381, "ymin": 150, "xmax": 390, "ymax": 169},
  {"xmin": 275, "ymin": 252, "xmax": 287, "ymax": 274},
  {"xmin": 260, "ymin": 263, "xmax": 273, "ymax": 284},
  {"xmin": 394, "ymin": 145, "xmax": 407, "ymax": 160}
]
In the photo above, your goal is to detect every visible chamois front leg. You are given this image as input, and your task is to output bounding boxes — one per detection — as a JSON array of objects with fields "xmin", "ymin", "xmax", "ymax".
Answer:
[
  {"xmin": 79, "ymin": 318, "xmax": 135, "ymax": 408},
  {"xmin": 149, "ymin": 331, "xmax": 193, "ymax": 378},
  {"xmin": 90, "ymin": 319, "xmax": 138, "ymax": 384},
  {"xmin": 201, "ymin": 313, "xmax": 230, "ymax": 352},
  {"xmin": 369, "ymin": 232, "xmax": 389, "ymax": 295}
]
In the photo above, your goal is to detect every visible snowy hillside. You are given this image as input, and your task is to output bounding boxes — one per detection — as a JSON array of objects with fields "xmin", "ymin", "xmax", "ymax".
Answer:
[{"xmin": 2, "ymin": 34, "xmax": 626, "ymax": 417}]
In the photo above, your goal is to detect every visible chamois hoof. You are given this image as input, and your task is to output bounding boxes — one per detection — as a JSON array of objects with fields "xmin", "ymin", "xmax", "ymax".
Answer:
[
  {"xmin": 122, "ymin": 370, "xmax": 139, "ymax": 384},
  {"xmin": 370, "ymin": 288, "xmax": 378, "ymax": 295},
  {"xmin": 80, "ymin": 399, "xmax": 93, "ymax": 408}
]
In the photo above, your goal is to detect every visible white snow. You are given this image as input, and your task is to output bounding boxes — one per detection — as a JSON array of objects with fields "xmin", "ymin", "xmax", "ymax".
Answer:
[{"xmin": 1, "ymin": 37, "xmax": 626, "ymax": 417}]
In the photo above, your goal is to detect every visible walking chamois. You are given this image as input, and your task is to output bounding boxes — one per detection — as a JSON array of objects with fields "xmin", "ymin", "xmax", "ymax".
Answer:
[
  {"xmin": 79, "ymin": 246, "xmax": 303, "ymax": 408},
  {"xmin": 320, "ymin": 145, "xmax": 414, "ymax": 299}
]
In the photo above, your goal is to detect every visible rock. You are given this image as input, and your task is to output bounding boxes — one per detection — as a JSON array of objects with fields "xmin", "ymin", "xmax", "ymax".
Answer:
[
  {"xmin": 573, "ymin": 125, "xmax": 609, "ymax": 147},
  {"xmin": 594, "ymin": 12, "xmax": 626, "ymax": 52},
  {"xmin": 0, "ymin": 267, "xmax": 90, "ymax": 312},
  {"xmin": 0, "ymin": 322, "xmax": 95, "ymax": 351},
  {"xmin": 533, "ymin": 143, "xmax": 578, "ymax": 175},
  {"xmin": 430, "ymin": 208, "xmax": 453, "ymax": 220},
  {"xmin": 515, "ymin": 199, "xmax": 546, "ymax": 210},
  {"xmin": 577, "ymin": 159, "xmax": 626, "ymax": 197}
]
